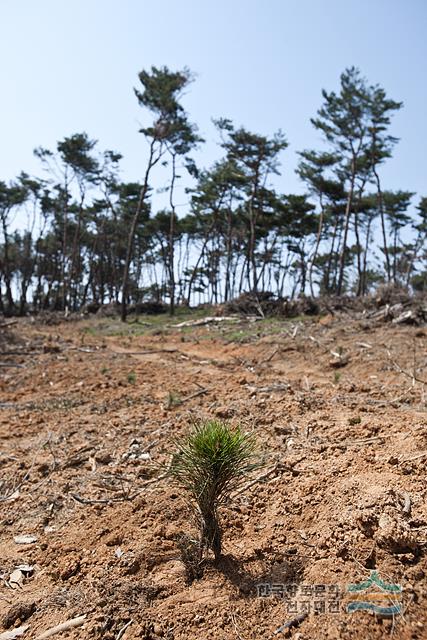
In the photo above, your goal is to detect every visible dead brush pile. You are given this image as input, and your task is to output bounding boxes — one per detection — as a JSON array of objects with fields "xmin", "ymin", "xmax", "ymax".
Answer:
[{"xmin": 220, "ymin": 289, "xmax": 427, "ymax": 325}]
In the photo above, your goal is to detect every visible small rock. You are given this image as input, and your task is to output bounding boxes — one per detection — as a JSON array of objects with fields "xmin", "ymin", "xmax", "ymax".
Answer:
[
  {"xmin": 375, "ymin": 513, "xmax": 419, "ymax": 553},
  {"xmin": 2, "ymin": 602, "xmax": 36, "ymax": 628},
  {"xmin": 43, "ymin": 343, "xmax": 61, "ymax": 353},
  {"xmin": 105, "ymin": 533, "xmax": 123, "ymax": 547},
  {"xmin": 215, "ymin": 406, "xmax": 232, "ymax": 419},
  {"xmin": 8, "ymin": 570, "xmax": 25, "ymax": 589},
  {"xmin": 60, "ymin": 560, "xmax": 81, "ymax": 580},
  {"xmin": 329, "ymin": 354, "xmax": 349, "ymax": 368},
  {"xmin": 95, "ymin": 452, "xmax": 113, "ymax": 464},
  {"xmin": 123, "ymin": 557, "xmax": 141, "ymax": 575},
  {"xmin": 274, "ymin": 425, "xmax": 292, "ymax": 435},
  {"xmin": 14, "ymin": 535, "xmax": 38, "ymax": 545}
]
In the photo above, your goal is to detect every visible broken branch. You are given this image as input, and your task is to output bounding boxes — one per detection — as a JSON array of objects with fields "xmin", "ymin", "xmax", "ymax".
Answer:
[{"xmin": 34, "ymin": 615, "xmax": 86, "ymax": 640}]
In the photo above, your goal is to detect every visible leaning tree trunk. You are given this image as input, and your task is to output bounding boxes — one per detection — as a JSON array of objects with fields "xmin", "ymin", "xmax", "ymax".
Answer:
[
  {"xmin": 337, "ymin": 160, "xmax": 356, "ymax": 296},
  {"xmin": 361, "ymin": 215, "xmax": 374, "ymax": 295},
  {"xmin": 308, "ymin": 197, "xmax": 325, "ymax": 297},
  {"xmin": 373, "ymin": 165, "xmax": 391, "ymax": 283},
  {"xmin": 168, "ymin": 153, "xmax": 177, "ymax": 316},
  {"xmin": 121, "ymin": 140, "xmax": 158, "ymax": 322},
  {"xmin": 1, "ymin": 212, "xmax": 15, "ymax": 313},
  {"xmin": 353, "ymin": 179, "xmax": 367, "ymax": 296}
]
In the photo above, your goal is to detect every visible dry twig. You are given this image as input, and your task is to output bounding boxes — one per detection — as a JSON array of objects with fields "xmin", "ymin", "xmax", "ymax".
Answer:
[
  {"xmin": 398, "ymin": 451, "xmax": 427, "ymax": 465},
  {"xmin": 34, "ymin": 615, "xmax": 86, "ymax": 639},
  {"xmin": 115, "ymin": 620, "xmax": 133, "ymax": 640},
  {"xmin": 180, "ymin": 388, "xmax": 209, "ymax": 403},
  {"xmin": 386, "ymin": 349, "xmax": 427, "ymax": 385},
  {"xmin": 272, "ymin": 612, "xmax": 308, "ymax": 635}
]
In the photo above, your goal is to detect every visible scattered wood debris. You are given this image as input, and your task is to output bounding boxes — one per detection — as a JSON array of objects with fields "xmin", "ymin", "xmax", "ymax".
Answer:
[
  {"xmin": 34, "ymin": 615, "xmax": 87, "ymax": 640},
  {"xmin": 172, "ymin": 316, "xmax": 241, "ymax": 328},
  {"xmin": 0, "ymin": 625, "xmax": 30, "ymax": 639}
]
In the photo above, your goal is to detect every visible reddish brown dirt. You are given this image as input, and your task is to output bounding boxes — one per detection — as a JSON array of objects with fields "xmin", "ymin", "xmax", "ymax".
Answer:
[{"xmin": 0, "ymin": 314, "xmax": 426, "ymax": 639}]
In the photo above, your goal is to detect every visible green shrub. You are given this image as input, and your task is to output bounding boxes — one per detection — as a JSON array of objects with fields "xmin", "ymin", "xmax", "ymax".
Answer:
[{"xmin": 168, "ymin": 420, "xmax": 259, "ymax": 562}]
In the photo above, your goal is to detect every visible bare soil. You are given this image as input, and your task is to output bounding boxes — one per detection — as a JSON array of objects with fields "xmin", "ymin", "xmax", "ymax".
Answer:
[{"xmin": 0, "ymin": 312, "xmax": 426, "ymax": 639}]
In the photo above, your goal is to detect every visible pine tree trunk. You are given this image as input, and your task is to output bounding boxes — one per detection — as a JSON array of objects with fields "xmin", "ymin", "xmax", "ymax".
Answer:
[
  {"xmin": 337, "ymin": 161, "xmax": 356, "ymax": 295},
  {"xmin": 121, "ymin": 141, "xmax": 157, "ymax": 322},
  {"xmin": 374, "ymin": 168, "xmax": 391, "ymax": 283},
  {"xmin": 308, "ymin": 199, "xmax": 324, "ymax": 297},
  {"xmin": 168, "ymin": 153, "xmax": 177, "ymax": 316}
]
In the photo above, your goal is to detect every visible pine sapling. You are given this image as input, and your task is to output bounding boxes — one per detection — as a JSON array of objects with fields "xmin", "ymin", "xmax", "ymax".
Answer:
[{"xmin": 168, "ymin": 420, "xmax": 260, "ymax": 562}]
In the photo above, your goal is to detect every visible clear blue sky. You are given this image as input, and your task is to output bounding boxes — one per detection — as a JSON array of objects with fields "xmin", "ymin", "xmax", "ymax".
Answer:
[{"xmin": 1, "ymin": 0, "xmax": 426, "ymax": 209}]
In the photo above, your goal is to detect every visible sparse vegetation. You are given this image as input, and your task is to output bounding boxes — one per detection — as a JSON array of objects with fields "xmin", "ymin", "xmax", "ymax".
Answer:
[
  {"xmin": 127, "ymin": 371, "xmax": 137, "ymax": 385},
  {"xmin": 168, "ymin": 420, "xmax": 260, "ymax": 562},
  {"xmin": 166, "ymin": 390, "xmax": 182, "ymax": 409}
]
